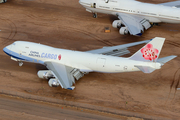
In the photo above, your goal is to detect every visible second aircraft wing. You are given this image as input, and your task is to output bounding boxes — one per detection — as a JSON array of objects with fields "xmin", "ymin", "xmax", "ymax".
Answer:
[{"xmin": 116, "ymin": 13, "xmax": 151, "ymax": 36}]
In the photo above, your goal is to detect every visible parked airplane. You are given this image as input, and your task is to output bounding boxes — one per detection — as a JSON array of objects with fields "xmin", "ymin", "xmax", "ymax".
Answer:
[
  {"xmin": 0, "ymin": 0, "xmax": 7, "ymax": 3},
  {"xmin": 3, "ymin": 37, "xmax": 176, "ymax": 90},
  {"xmin": 79, "ymin": 0, "xmax": 180, "ymax": 36}
]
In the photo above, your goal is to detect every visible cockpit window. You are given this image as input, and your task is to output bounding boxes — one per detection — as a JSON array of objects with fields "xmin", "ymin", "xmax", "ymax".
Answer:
[{"xmin": 13, "ymin": 43, "xmax": 16, "ymax": 45}]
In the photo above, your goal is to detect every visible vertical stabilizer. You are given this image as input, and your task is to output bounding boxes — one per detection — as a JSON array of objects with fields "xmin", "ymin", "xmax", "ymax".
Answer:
[{"xmin": 129, "ymin": 37, "xmax": 165, "ymax": 62}]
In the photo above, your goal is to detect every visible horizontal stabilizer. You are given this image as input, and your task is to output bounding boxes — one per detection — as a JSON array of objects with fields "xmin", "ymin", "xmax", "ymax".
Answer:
[
  {"xmin": 157, "ymin": 55, "xmax": 177, "ymax": 65},
  {"xmin": 135, "ymin": 65, "xmax": 155, "ymax": 73}
]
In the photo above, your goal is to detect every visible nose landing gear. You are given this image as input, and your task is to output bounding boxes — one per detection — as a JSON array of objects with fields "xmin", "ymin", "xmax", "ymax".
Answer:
[
  {"xmin": 19, "ymin": 61, "xmax": 23, "ymax": 67},
  {"xmin": 93, "ymin": 13, "xmax": 97, "ymax": 18}
]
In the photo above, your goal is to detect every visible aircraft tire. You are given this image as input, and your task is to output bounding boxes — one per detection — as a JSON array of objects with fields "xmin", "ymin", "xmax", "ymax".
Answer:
[
  {"xmin": 19, "ymin": 61, "xmax": 23, "ymax": 67},
  {"xmin": 93, "ymin": 13, "xmax": 97, "ymax": 18}
]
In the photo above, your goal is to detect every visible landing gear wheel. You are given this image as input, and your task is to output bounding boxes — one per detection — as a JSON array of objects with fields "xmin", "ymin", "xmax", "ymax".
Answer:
[
  {"xmin": 93, "ymin": 13, "xmax": 97, "ymax": 18},
  {"xmin": 19, "ymin": 61, "xmax": 23, "ymax": 67},
  {"xmin": 151, "ymin": 23, "xmax": 159, "ymax": 27}
]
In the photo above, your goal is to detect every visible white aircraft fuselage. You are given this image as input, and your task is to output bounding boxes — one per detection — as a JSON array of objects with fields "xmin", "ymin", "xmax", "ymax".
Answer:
[
  {"xmin": 3, "ymin": 37, "xmax": 176, "ymax": 89},
  {"xmin": 4, "ymin": 41, "xmax": 160, "ymax": 73},
  {"xmin": 79, "ymin": 0, "xmax": 180, "ymax": 23}
]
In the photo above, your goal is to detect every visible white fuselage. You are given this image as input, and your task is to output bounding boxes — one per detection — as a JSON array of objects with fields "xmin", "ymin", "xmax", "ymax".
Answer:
[
  {"xmin": 3, "ymin": 41, "xmax": 161, "ymax": 73},
  {"xmin": 79, "ymin": 0, "xmax": 180, "ymax": 23}
]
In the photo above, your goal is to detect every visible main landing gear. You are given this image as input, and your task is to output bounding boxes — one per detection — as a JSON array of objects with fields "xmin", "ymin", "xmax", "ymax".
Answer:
[
  {"xmin": 150, "ymin": 23, "xmax": 159, "ymax": 27},
  {"xmin": 19, "ymin": 61, "xmax": 23, "ymax": 67}
]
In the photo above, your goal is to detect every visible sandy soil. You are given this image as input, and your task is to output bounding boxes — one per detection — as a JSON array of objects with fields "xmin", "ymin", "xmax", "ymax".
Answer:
[
  {"xmin": 0, "ymin": 95, "xmax": 123, "ymax": 120},
  {"xmin": 0, "ymin": 0, "xmax": 180, "ymax": 119}
]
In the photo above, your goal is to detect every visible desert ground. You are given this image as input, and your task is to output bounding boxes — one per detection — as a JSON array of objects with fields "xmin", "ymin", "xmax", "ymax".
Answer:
[
  {"xmin": 0, "ymin": 0, "xmax": 180, "ymax": 119},
  {"xmin": 0, "ymin": 95, "xmax": 123, "ymax": 120}
]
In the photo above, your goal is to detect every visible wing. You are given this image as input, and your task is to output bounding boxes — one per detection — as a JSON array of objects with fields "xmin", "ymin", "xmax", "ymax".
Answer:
[
  {"xmin": 45, "ymin": 61, "xmax": 84, "ymax": 90},
  {"xmin": 159, "ymin": 1, "xmax": 180, "ymax": 7},
  {"xmin": 86, "ymin": 40, "xmax": 149, "ymax": 56},
  {"xmin": 116, "ymin": 13, "xmax": 151, "ymax": 36}
]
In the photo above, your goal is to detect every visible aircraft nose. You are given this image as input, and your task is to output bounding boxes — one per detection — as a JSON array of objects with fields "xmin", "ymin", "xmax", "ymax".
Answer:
[{"xmin": 3, "ymin": 45, "xmax": 12, "ymax": 56}]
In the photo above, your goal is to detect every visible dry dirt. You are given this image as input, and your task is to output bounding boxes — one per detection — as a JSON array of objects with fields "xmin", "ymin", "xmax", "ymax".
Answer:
[{"xmin": 0, "ymin": 0, "xmax": 180, "ymax": 119}]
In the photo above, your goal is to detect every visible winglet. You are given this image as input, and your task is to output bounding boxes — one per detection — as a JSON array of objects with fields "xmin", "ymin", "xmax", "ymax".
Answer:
[{"xmin": 129, "ymin": 37, "xmax": 165, "ymax": 62}]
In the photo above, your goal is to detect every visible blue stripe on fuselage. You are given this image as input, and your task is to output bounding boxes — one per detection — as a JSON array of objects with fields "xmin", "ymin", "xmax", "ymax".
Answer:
[{"xmin": 3, "ymin": 47, "xmax": 44, "ymax": 64}]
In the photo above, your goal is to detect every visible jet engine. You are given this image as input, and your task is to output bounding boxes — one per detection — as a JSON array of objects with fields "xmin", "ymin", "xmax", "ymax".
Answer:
[
  {"xmin": 37, "ymin": 70, "xmax": 54, "ymax": 79},
  {"xmin": 0, "ymin": 0, "xmax": 7, "ymax": 3},
  {"xmin": 112, "ymin": 20, "xmax": 122, "ymax": 28},
  {"xmin": 48, "ymin": 78, "xmax": 60, "ymax": 87},
  {"xmin": 119, "ymin": 27, "xmax": 129, "ymax": 35}
]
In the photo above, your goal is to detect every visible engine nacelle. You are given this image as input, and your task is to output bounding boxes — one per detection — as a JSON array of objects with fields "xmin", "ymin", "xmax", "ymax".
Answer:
[
  {"xmin": 48, "ymin": 78, "xmax": 60, "ymax": 87},
  {"xmin": 37, "ymin": 70, "xmax": 54, "ymax": 79},
  {"xmin": 0, "ymin": 0, "xmax": 7, "ymax": 3},
  {"xmin": 119, "ymin": 27, "xmax": 129, "ymax": 35},
  {"xmin": 112, "ymin": 20, "xmax": 122, "ymax": 28}
]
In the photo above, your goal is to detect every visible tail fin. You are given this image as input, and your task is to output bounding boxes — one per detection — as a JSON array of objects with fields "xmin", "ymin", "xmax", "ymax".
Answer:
[{"xmin": 129, "ymin": 37, "xmax": 165, "ymax": 62}]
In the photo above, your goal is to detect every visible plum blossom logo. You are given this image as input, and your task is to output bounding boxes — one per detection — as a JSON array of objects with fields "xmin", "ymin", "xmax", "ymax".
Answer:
[
  {"xmin": 141, "ymin": 44, "xmax": 159, "ymax": 61},
  {"xmin": 58, "ymin": 54, "xmax": 61, "ymax": 60}
]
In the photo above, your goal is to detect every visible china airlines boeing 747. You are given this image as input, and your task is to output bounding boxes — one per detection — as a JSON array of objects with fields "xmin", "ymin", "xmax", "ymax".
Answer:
[
  {"xmin": 3, "ymin": 37, "xmax": 176, "ymax": 90},
  {"xmin": 79, "ymin": 0, "xmax": 180, "ymax": 36}
]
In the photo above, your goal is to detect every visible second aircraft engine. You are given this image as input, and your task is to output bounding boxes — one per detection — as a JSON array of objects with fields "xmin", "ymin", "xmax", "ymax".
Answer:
[
  {"xmin": 37, "ymin": 70, "xmax": 54, "ymax": 79},
  {"xmin": 112, "ymin": 20, "xmax": 122, "ymax": 28},
  {"xmin": 119, "ymin": 27, "xmax": 129, "ymax": 35},
  {"xmin": 48, "ymin": 78, "xmax": 60, "ymax": 87}
]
